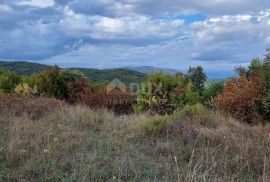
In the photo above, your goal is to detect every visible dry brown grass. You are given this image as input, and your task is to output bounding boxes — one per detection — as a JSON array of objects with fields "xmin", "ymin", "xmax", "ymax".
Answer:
[
  {"xmin": 0, "ymin": 95, "xmax": 64, "ymax": 119},
  {"xmin": 177, "ymin": 113, "xmax": 270, "ymax": 181},
  {"xmin": 0, "ymin": 99, "xmax": 269, "ymax": 181}
]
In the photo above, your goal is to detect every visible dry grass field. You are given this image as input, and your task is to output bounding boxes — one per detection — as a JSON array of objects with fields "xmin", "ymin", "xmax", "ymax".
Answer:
[{"xmin": 0, "ymin": 97, "xmax": 270, "ymax": 181}]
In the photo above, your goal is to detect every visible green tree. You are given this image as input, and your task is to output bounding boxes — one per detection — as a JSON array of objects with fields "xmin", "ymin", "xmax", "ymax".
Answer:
[
  {"xmin": 260, "ymin": 49, "xmax": 270, "ymax": 119},
  {"xmin": 28, "ymin": 67, "xmax": 83, "ymax": 99},
  {"xmin": 203, "ymin": 81, "xmax": 225, "ymax": 103},
  {"xmin": 0, "ymin": 68, "xmax": 21, "ymax": 93},
  {"xmin": 265, "ymin": 48, "xmax": 270, "ymax": 62},
  {"xmin": 136, "ymin": 72, "xmax": 192, "ymax": 115},
  {"xmin": 187, "ymin": 66, "xmax": 207, "ymax": 95}
]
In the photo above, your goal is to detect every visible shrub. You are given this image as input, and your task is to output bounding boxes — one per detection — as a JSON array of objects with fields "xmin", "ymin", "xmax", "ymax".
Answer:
[
  {"xmin": 66, "ymin": 77, "xmax": 93, "ymax": 104},
  {"xmin": 203, "ymin": 81, "xmax": 224, "ymax": 103},
  {"xmin": 261, "ymin": 95, "xmax": 270, "ymax": 119},
  {"xmin": 142, "ymin": 104, "xmax": 212, "ymax": 135},
  {"xmin": 104, "ymin": 91, "xmax": 135, "ymax": 115},
  {"xmin": 136, "ymin": 72, "xmax": 190, "ymax": 115},
  {"xmin": 142, "ymin": 113, "xmax": 179, "ymax": 135},
  {"xmin": 180, "ymin": 104, "xmax": 212, "ymax": 125},
  {"xmin": 184, "ymin": 83, "xmax": 202, "ymax": 104},
  {"xmin": 215, "ymin": 75, "xmax": 263, "ymax": 123},
  {"xmin": 232, "ymin": 52, "xmax": 270, "ymax": 121},
  {"xmin": 143, "ymin": 117, "xmax": 170, "ymax": 135},
  {"xmin": 216, "ymin": 50, "xmax": 270, "ymax": 122},
  {"xmin": 67, "ymin": 79, "xmax": 135, "ymax": 115},
  {"xmin": 27, "ymin": 67, "xmax": 82, "ymax": 99},
  {"xmin": 0, "ymin": 68, "xmax": 21, "ymax": 93},
  {"xmin": 259, "ymin": 53, "xmax": 270, "ymax": 119},
  {"xmin": 30, "ymin": 66, "xmax": 63, "ymax": 97},
  {"xmin": 14, "ymin": 83, "xmax": 38, "ymax": 96}
]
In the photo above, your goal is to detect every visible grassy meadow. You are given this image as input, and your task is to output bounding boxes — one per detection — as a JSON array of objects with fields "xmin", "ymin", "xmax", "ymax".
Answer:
[{"xmin": 0, "ymin": 97, "xmax": 269, "ymax": 181}]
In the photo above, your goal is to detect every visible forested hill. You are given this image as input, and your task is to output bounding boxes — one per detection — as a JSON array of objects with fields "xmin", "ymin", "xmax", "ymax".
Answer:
[
  {"xmin": 68, "ymin": 68, "xmax": 146, "ymax": 84},
  {"xmin": 0, "ymin": 61, "xmax": 146, "ymax": 83},
  {"xmin": 0, "ymin": 61, "xmax": 52, "ymax": 75}
]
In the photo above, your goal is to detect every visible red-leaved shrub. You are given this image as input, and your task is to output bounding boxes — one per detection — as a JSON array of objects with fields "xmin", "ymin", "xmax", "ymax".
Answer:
[
  {"xmin": 66, "ymin": 78, "xmax": 135, "ymax": 115},
  {"xmin": 215, "ymin": 75, "xmax": 263, "ymax": 123}
]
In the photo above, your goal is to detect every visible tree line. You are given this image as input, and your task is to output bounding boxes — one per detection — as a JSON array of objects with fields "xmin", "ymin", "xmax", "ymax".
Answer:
[{"xmin": 0, "ymin": 49, "xmax": 269, "ymax": 122}]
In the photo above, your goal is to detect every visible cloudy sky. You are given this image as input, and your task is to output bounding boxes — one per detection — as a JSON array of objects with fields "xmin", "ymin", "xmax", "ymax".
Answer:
[{"xmin": 0, "ymin": 0, "xmax": 270, "ymax": 77}]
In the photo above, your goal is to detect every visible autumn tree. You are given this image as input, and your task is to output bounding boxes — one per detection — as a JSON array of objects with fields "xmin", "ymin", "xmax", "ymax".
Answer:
[
  {"xmin": 66, "ymin": 77, "xmax": 92, "ymax": 104},
  {"xmin": 215, "ymin": 75, "xmax": 263, "ymax": 123},
  {"xmin": 215, "ymin": 49, "xmax": 270, "ymax": 122}
]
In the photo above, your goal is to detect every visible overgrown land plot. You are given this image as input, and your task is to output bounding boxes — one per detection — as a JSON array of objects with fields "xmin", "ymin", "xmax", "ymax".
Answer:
[
  {"xmin": 0, "ymin": 50, "xmax": 270, "ymax": 181},
  {"xmin": 0, "ymin": 100, "xmax": 270, "ymax": 181}
]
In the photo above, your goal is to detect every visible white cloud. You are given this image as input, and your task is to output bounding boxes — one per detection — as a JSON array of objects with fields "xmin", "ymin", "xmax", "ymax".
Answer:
[
  {"xmin": 16, "ymin": 0, "xmax": 54, "ymax": 7},
  {"xmin": 266, "ymin": 37, "xmax": 270, "ymax": 45},
  {"xmin": 90, "ymin": 16, "xmax": 184, "ymax": 39},
  {"xmin": 43, "ymin": 9, "xmax": 270, "ymax": 75},
  {"xmin": 44, "ymin": 41, "xmax": 192, "ymax": 69},
  {"xmin": 54, "ymin": 0, "xmax": 270, "ymax": 16},
  {"xmin": 190, "ymin": 11, "xmax": 270, "ymax": 62},
  {"xmin": 44, "ymin": 40, "xmax": 237, "ymax": 79},
  {"xmin": 57, "ymin": 9, "xmax": 185, "ymax": 41},
  {"xmin": 0, "ymin": 5, "xmax": 12, "ymax": 12}
]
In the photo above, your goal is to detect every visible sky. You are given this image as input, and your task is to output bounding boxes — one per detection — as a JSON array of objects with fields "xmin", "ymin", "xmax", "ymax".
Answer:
[{"xmin": 0, "ymin": 0, "xmax": 270, "ymax": 77}]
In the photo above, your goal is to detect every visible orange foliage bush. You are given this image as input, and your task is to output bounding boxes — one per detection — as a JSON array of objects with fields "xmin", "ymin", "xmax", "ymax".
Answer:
[
  {"xmin": 215, "ymin": 75, "xmax": 263, "ymax": 123},
  {"xmin": 66, "ymin": 78, "xmax": 135, "ymax": 115},
  {"xmin": 66, "ymin": 77, "xmax": 93, "ymax": 104}
]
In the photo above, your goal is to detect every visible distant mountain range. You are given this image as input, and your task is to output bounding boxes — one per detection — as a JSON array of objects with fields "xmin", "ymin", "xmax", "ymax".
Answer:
[
  {"xmin": 126, "ymin": 66, "xmax": 181, "ymax": 75},
  {"xmin": 126, "ymin": 66, "xmax": 234, "ymax": 80},
  {"xmin": 0, "ymin": 61, "xmax": 231, "ymax": 83},
  {"xmin": 68, "ymin": 68, "xmax": 146, "ymax": 84},
  {"xmin": 0, "ymin": 61, "xmax": 52, "ymax": 75},
  {"xmin": 0, "ymin": 61, "xmax": 146, "ymax": 84}
]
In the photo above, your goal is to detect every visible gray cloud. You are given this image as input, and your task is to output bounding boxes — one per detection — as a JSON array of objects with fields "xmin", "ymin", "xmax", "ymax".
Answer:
[
  {"xmin": 190, "ymin": 11, "xmax": 270, "ymax": 63},
  {"xmin": 0, "ymin": 2, "xmax": 187, "ymax": 59},
  {"xmin": 0, "ymin": 0, "xmax": 269, "ymax": 76},
  {"xmin": 54, "ymin": 0, "xmax": 270, "ymax": 17}
]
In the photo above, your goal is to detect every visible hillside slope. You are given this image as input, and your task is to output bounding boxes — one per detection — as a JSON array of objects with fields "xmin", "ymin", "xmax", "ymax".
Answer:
[
  {"xmin": 126, "ymin": 66, "xmax": 181, "ymax": 75},
  {"xmin": 0, "ymin": 61, "xmax": 146, "ymax": 83},
  {"xmin": 0, "ymin": 99, "xmax": 269, "ymax": 181},
  {"xmin": 69, "ymin": 68, "xmax": 146, "ymax": 83},
  {"xmin": 0, "ymin": 61, "xmax": 52, "ymax": 75}
]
